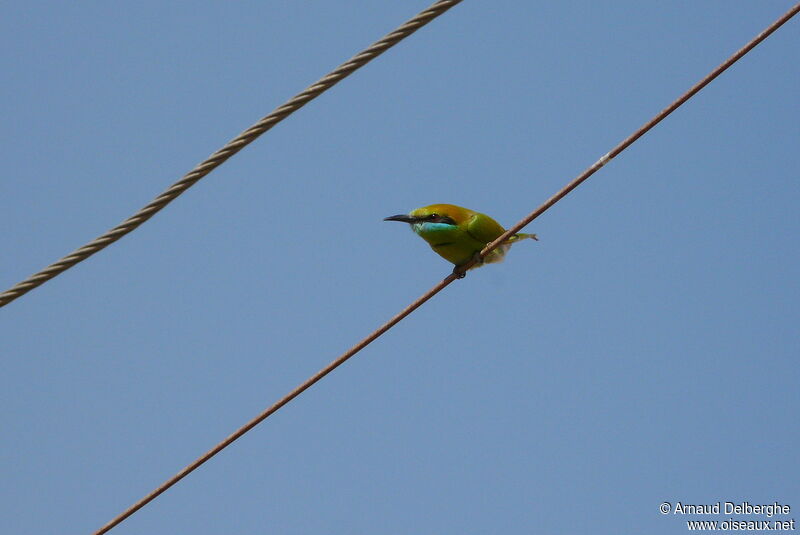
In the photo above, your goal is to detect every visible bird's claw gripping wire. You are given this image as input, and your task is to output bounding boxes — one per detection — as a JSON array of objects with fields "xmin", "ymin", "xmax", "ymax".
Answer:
[{"xmin": 452, "ymin": 251, "xmax": 484, "ymax": 279}]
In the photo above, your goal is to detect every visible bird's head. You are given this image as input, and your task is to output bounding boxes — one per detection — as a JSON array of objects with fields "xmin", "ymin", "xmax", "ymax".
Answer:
[{"xmin": 383, "ymin": 204, "xmax": 471, "ymax": 230}]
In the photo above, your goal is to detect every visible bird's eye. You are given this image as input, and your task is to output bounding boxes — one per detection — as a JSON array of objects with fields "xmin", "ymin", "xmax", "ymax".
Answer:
[{"xmin": 428, "ymin": 213, "xmax": 439, "ymax": 221}]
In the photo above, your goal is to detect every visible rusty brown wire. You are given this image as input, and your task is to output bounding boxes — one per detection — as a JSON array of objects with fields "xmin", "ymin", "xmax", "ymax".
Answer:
[
  {"xmin": 464, "ymin": 2, "xmax": 800, "ymax": 274},
  {"xmin": 0, "ymin": 0, "xmax": 464, "ymax": 309},
  {"xmin": 92, "ymin": 3, "xmax": 800, "ymax": 534}
]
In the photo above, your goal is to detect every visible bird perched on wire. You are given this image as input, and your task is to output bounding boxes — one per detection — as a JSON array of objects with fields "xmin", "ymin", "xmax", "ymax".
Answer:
[{"xmin": 384, "ymin": 204, "xmax": 537, "ymax": 278}]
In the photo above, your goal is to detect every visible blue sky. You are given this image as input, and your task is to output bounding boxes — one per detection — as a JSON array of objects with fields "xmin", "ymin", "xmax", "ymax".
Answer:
[{"xmin": 1, "ymin": 2, "xmax": 798, "ymax": 533}]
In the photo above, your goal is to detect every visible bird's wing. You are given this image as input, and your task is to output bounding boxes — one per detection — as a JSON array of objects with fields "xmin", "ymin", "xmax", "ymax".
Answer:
[{"xmin": 465, "ymin": 213, "xmax": 506, "ymax": 244}]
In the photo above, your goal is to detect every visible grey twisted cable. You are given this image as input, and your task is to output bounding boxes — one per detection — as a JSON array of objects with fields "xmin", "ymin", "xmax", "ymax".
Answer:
[
  {"xmin": 92, "ymin": 4, "xmax": 799, "ymax": 534},
  {"xmin": 0, "ymin": 0, "xmax": 464, "ymax": 309}
]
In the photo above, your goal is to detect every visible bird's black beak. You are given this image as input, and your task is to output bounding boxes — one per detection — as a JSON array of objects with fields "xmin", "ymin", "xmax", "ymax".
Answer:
[{"xmin": 384, "ymin": 214, "xmax": 416, "ymax": 223}]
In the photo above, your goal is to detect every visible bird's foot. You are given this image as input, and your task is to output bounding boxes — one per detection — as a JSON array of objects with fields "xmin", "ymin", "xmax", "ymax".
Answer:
[{"xmin": 452, "ymin": 252, "xmax": 483, "ymax": 279}]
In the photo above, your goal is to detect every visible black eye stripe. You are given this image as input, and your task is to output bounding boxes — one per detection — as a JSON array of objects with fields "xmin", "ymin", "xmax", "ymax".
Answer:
[{"xmin": 425, "ymin": 214, "xmax": 456, "ymax": 225}]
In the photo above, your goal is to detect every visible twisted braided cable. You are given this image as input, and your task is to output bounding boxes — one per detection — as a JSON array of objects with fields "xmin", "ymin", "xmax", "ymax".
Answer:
[{"xmin": 0, "ymin": 0, "xmax": 463, "ymax": 309}]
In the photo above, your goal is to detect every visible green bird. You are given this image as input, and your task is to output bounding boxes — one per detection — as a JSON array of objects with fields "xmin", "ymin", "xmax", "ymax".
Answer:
[{"xmin": 384, "ymin": 203, "xmax": 537, "ymax": 277}]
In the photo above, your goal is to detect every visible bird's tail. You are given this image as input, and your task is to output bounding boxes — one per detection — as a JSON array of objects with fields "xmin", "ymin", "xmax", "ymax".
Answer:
[
  {"xmin": 482, "ymin": 232, "xmax": 538, "ymax": 265},
  {"xmin": 509, "ymin": 233, "xmax": 538, "ymax": 242}
]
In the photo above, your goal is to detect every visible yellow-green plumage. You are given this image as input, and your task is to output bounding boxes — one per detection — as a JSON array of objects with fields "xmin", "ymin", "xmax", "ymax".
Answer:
[{"xmin": 384, "ymin": 204, "xmax": 537, "ymax": 271}]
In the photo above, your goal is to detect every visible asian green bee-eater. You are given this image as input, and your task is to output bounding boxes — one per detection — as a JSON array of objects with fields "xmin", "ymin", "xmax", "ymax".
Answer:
[{"xmin": 384, "ymin": 204, "xmax": 537, "ymax": 277}]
